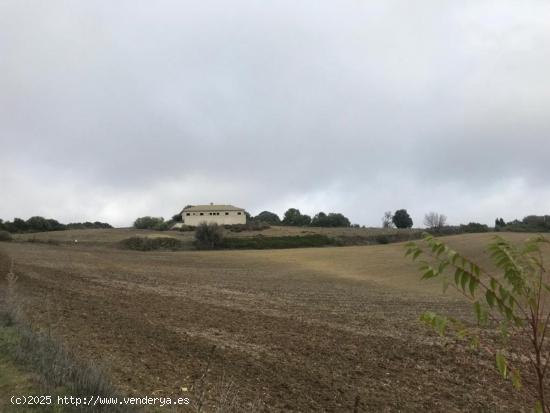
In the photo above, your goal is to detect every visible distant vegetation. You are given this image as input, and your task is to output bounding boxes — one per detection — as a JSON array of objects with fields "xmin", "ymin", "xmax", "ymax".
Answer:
[
  {"xmin": 194, "ymin": 222, "xmax": 225, "ymax": 249},
  {"xmin": 496, "ymin": 215, "xmax": 550, "ymax": 233},
  {"xmin": 0, "ymin": 217, "xmax": 111, "ymax": 233},
  {"xmin": 223, "ymin": 234, "xmax": 336, "ymax": 249},
  {"xmin": 226, "ymin": 222, "xmax": 270, "ymax": 232},
  {"xmin": 253, "ymin": 211, "xmax": 281, "ymax": 225},
  {"xmin": 282, "ymin": 208, "xmax": 312, "ymax": 226},
  {"xmin": 252, "ymin": 209, "xmax": 351, "ymax": 228},
  {"xmin": 120, "ymin": 236, "xmax": 183, "ymax": 251},
  {"xmin": 133, "ymin": 216, "xmax": 173, "ymax": 230},
  {"xmin": 392, "ymin": 209, "xmax": 414, "ymax": 228},
  {"xmin": 460, "ymin": 222, "xmax": 489, "ymax": 233},
  {"xmin": 0, "ymin": 230, "xmax": 13, "ymax": 242},
  {"xmin": 311, "ymin": 212, "xmax": 351, "ymax": 227},
  {"xmin": 423, "ymin": 212, "xmax": 447, "ymax": 229}
]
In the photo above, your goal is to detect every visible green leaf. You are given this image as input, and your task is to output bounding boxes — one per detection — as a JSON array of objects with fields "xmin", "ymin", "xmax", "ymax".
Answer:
[
  {"xmin": 504, "ymin": 305, "xmax": 514, "ymax": 321},
  {"xmin": 473, "ymin": 302, "xmax": 482, "ymax": 323},
  {"xmin": 460, "ymin": 272, "xmax": 470, "ymax": 292},
  {"xmin": 454, "ymin": 268, "xmax": 463, "ymax": 286},
  {"xmin": 511, "ymin": 369, "xmax": 521, "ymax": 390},
  {"xmin": 486, "ymin": 290, "xmax": 496, "ymax": 308},
  {"xmin": 438, "ymin": 260, "xmax": 449, "ymax": 274},
  {"xmin": 434, "ymin": 316, "xmax": 447, "ymax": 336},
  {"xmin": 496, "ymin": 352, "xmax": 508, "ymax": 379},
  {"xmin": 534, "ymin": 400, "xmax": 542, "ymax": 413},
  {"xmin": 499, "ymin": 286, "xmax": 509, "ymax": 300},
  {"xmin": 422, "ymin": 268, "xmax": 436, "ymax": 280},
  {"xmin": 448, "ymin": 250, "xmax": 458, "ymax": 264},
  {"xmin": 490, "ymin": 278, "xmax": 498, "ymax": 291},
  {"xmin": 420, "ymin": 311, "xmax": 436, "ymax": 324},
  {"xmin": 412, "ymin": 250, "xmax": 422, "ymax": 261},
  {"xmin": 469, "ymin": 277, "xmax": 479, "ymax": 297}
]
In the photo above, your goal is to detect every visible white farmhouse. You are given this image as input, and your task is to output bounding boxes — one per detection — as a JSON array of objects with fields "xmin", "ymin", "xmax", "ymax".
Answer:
[{"xmin": 180, "ymin": 203, "xmax": 246, "ymax": 226}]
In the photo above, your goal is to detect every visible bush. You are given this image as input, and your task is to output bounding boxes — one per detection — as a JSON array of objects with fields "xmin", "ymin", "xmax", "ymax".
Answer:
[
  {"xmin": 222, "ymin": 234, "xmax": 335, "ymax": 249},
  {"xmin": 226, "ymin": 222, "xmax": 270, "ymax": 232},
  {"xmin": 133, "ymin": 216, "xmax": 166, "ymax": 230},
  {"xmin": 459, "ymin": 222, "xmax": 489, "ymax": 233},
  {"xmin": 0, "ymin": 231, "xmax": 12, "ymax": 242},
  {"xmin": 194, "ymin": 223, "xmax": 225, "ymax": 249},
  {"xmin": 178, "ymin": 225, "xmax": 196, "ymax": 232},
  {"xmin": 119, "ymin": 236, "xmax": 183, "ymax": 251},
  {"xmin": 374, "ymin": 234, "xmax": 390, "ymax": 244},
  {"xmin": 66, "ymin": 221, "xmax": 112, "ymax": 230}
]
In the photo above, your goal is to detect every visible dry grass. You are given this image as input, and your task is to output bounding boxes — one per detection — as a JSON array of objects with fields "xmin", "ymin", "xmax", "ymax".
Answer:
[
  {"xmin": 0, "ymin": 249, "xmax": 134, "ymax": 413},
  {"xmin": 9, "ymin": 226, "xmax": 419, "ymax": 247},
  {"xmin": 0, "ymin": 232, "xmax": 543, "ymax": 412}
]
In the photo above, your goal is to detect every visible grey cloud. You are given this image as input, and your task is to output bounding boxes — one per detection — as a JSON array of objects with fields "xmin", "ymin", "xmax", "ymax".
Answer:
[{"xmin": 1, "ymin": 0, "xmax": 550, "ymax": 226}]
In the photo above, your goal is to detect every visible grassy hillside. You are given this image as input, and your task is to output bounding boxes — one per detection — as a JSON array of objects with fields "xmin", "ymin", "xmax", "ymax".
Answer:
[{"xmin": 9, "ymin": 226, "xmax": 424, "ymax": 251}]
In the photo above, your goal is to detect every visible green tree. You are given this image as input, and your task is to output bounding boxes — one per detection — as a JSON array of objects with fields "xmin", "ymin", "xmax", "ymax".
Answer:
[
  {"xmin": 405, "ymin": 234, "xmax": 550, "ymax": 412},
  {"xmin": 12, "ymin": 218, "xmax": 28, "ymax": 232},
  {"xmin": 282, "ymin": 208, "xmax": 311, "ymax": 226},
  {"xmin": 254, "ymin": 211, "xmax": 281, "ymax": 225},
  {"xmin": 133, "ymin": 216, "xmax": 165, "ymax": 230},
  {"xmin": 311, "ymin": 212, "xmax": 351, "ymax": 227},
  {"xmin": 392, "ymin": 209, "xmax": 413, "ymax": 228},
  {"xmin": 459, "ymin": 222, "xmax": 489, "ymax": 233}
]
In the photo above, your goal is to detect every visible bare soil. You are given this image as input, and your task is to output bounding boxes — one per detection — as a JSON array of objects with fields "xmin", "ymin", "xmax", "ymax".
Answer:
[{"xmin": 0, "ymin": 231, "xmax": 541, "ymax": 412}]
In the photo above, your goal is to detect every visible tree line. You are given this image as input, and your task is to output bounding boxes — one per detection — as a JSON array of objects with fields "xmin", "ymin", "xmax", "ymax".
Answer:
[
  {"xmin": 0, "ymin": 217, "xmax": 112, "ymax": 233},
  {"xmin": 253, "ymin": 209, "xmax": 352, "ymax": 227}
]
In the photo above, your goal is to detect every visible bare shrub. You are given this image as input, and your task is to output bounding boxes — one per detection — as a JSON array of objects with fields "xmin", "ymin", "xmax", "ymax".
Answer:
[
  {"xmin": 195, "ymin": 223, "xmax": 225, "ymax": 249},
  {"xmin": 381, "ymin": 211, "xmax": 395, "ymax": 229},
  {"xmin": 423, "ymin": 211, "xmax": 447, "ymax": 229}
]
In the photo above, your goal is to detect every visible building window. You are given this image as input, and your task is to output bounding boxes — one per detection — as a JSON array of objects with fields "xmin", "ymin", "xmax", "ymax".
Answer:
[
  {"xmin": 186, "ymin": 213, "xmax": 190, "ymax": 216},
  {"xmin": 200, "ymin": 213, "xmax": 204, "ymax": 216},
  {"xmin": 237, "ymin": 212, "xmax": 242, "ymax": 215},
  {"xmin": 225, "ymin": 212, "xmax": 229, "ymax": 215}
]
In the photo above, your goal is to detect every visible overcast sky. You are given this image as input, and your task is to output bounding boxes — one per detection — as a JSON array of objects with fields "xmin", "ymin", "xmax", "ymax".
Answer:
[{"xmin": 1, "ymin": 1, "xmax": 549, "ymax": 227}]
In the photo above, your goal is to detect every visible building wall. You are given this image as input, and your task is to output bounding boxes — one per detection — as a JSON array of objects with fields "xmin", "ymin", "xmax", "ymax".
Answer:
[{"xmin": 182, "ymin": 210, "xmax": 246, "ymax": 226}]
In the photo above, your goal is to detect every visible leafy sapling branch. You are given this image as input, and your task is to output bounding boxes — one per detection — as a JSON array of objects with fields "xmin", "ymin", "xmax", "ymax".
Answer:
[{"xmin": 405, "ymin": 233, "xmax": 550, "ymax": 413}]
